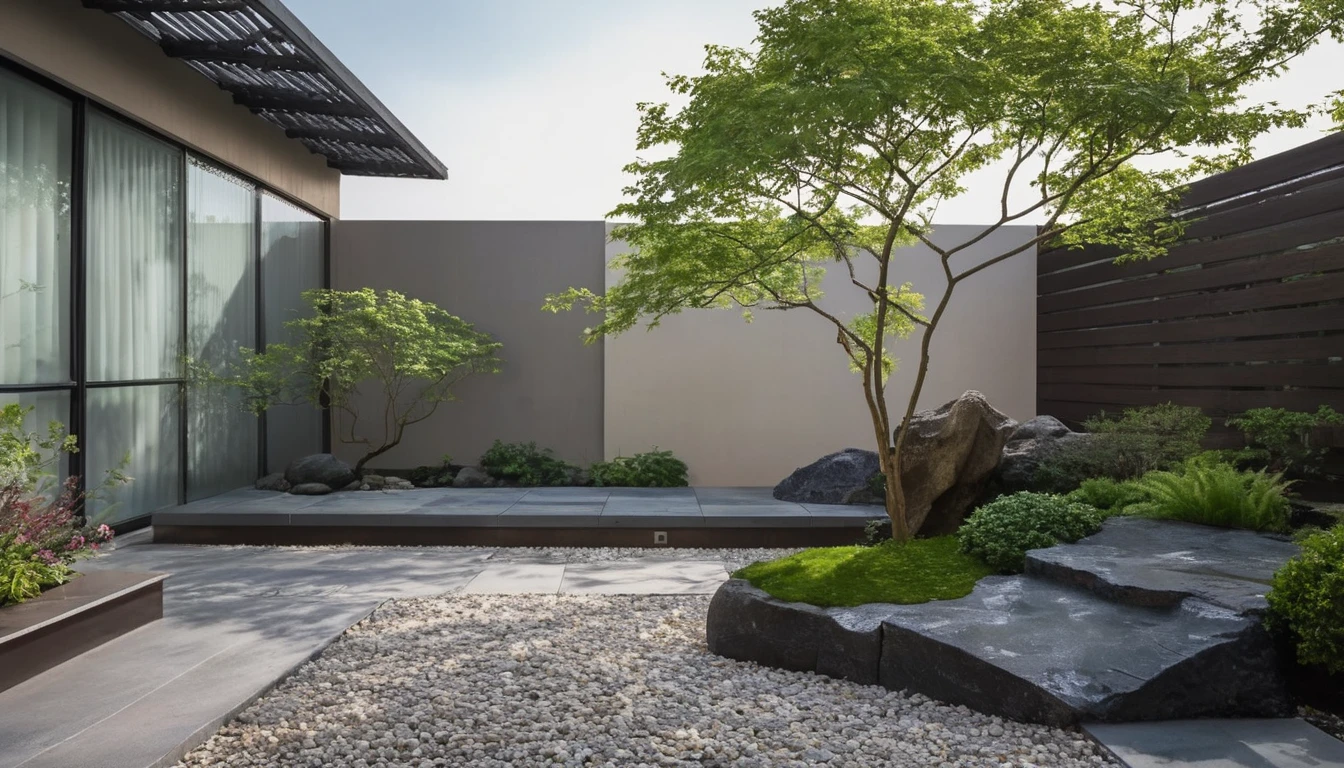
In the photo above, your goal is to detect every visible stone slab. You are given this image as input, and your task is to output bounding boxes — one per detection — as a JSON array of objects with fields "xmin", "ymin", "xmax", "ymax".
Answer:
[
  {"xmin": 560, "ymin": 561, "xmax": 728, "ymax": 594},
  {"xmin": 460, "ymin": 563, "xmax": 567, "ymax": 594},
  {"xmin": 1026, "ymin": 517, "xmax": 1300, "ymax": 614},
  {"xmin": 1085, "ymin": 719, "xmax": 1344, "ymax": 768}
]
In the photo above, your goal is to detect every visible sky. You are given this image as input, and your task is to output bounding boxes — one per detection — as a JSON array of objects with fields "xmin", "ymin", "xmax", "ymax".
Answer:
[{"xmin": 283, "ymin": 0, "xmax": 1344, "ymax": 223}]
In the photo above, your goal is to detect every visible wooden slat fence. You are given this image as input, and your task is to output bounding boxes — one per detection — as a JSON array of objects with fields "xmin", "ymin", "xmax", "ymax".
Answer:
[{"xmin": 1036, "ymin": 132, "xmax": 1344, "ymax": 463}]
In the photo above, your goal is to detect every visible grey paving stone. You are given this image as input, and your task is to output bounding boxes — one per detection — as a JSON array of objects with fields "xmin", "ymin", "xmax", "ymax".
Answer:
[
  {"xmin": 1085, "ymin": 719, "xmax": 1344, "ymax": 768},
  {"xmin": 560, "ymin": 560, "xmax": 728, "ymax": 594},
  {"xmin": 461, "ymin": 563, "xmax": 566, "ymax": 594}
]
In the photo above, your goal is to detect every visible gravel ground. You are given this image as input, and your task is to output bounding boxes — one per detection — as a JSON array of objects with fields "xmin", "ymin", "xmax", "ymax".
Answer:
[{"xmin": 176, "ymin": 594, "xmax": 1113, "ymax": 768}]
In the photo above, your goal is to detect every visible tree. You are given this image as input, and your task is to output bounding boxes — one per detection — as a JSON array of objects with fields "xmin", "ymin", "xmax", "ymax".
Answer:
[
  {"xmin": 544, "ymin": 0, "xmax": 1342, "ymax": 540},
  {"xmin": 221, "ymin": 288, "xmax": 502, "ymax": 474}
]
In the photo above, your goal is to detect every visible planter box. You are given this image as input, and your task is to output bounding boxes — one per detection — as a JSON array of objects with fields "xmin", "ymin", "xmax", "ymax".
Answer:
[{"xmin": 0, "ymin": 570, "xmax": 167, "ymax": 693}]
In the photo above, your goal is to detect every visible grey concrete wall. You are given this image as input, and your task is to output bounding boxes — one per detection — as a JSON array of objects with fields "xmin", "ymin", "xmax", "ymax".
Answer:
[
  {"xmin": 331, "ymin": 221, "xmax": 606, "ymax": 470},
  {"xmin": 1, "ymin": 0, "xmax": 341, "ymax": 217},
  {"xmin": 603, "ymin": 223, "xmax": 1039, "ymax": 486}
]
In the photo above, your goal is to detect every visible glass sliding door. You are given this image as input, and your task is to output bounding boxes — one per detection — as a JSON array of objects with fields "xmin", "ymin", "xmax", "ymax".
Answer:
[
  {"xmin": 83, "ymin": 111, "xmax": 184, "ymax": 523},
  {"xmin": 1, "ymin": 68, "xmax": 73, "ymax": 477},
  {"xmin": 261, "ymin": 192, "xmax": 325, "ymax": 473},
  {"xmin": 186, "ymin": 158, "xmax": 257, "ymax": 499}
]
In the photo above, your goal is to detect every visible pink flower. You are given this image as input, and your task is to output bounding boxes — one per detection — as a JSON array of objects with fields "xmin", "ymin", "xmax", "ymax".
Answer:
[
  {"xmin": 96, "ymin": 524, "xmax": 114, "ymax": 541},
  {"xmin": 36, "ymin": 549, "xmax": 58, "ymax": 565},
  {"xmin": 66, "ymin": 534, "xmax": 86, "ymax": 551}
]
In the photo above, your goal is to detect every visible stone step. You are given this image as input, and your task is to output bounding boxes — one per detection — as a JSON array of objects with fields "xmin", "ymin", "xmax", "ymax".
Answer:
[{"xmin": 1024, "ymin": 517, "xmax": 1300, "ymax": 614}]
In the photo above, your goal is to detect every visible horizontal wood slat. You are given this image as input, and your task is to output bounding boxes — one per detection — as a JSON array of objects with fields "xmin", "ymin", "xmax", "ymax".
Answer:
[
  {"xmin": 1181, "ymin": 133, "xmax": 1344, "ymax": 208},
  {"xmin": 1038, "ymin": 242, "xmax": 1344, "ymax": 314},
  {"xmin": 1180, "ymin": 174, "xmax": 1344, "ymax": 242},
  {"xmin": 1038, "ymin": 336, "xmax": 1341, "ymax": 367},
  {"xmin": 1037, "ymin": 244, "xmax": 1122, "ymax": 275},
  {"xmin": 1037, "ymin": 272, "xmax": 1344, "ymax": 332},
  {"xmin": 1038, "ymin": 208, "xmax": 1344, "ymax": 295},
  {"xmin": 1037, "ymin": 386, "xmax": 1344, "ymax": 416},
  {"xmin": 1037, "ymin": 305, "xmax": 1344, "ymax": 350},
  {"xmin": 1037, "ymin": 364, "xmax": 1343, "ymax": 389}
]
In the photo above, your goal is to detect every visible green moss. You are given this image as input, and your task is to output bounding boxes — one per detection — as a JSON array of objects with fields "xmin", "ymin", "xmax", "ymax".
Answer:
[{"xmin": 733, "ymin": 537, "xmax": 994, "ymax": 608}]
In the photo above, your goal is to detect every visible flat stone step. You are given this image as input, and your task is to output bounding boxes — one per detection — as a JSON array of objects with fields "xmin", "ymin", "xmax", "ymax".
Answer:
[
  {"xmin": 1025, "ymin": 517, "xmax": 1299, "ymax": 614},
  {"xmin": 1085, "ymin": 719, "xmax": 1344, "ymax": 768}
]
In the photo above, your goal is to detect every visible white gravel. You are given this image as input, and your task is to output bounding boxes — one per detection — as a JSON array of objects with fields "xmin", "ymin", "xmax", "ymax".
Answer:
[{"xmin": 176, "ymin": 594, "xmax": 1114, "ymax": 768}]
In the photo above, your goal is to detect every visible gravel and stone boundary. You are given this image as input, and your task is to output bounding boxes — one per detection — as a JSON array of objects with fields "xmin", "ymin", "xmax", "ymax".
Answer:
[{"xmin": 176, "ymin": 594, "xmax": 1112, "ymax": 768}]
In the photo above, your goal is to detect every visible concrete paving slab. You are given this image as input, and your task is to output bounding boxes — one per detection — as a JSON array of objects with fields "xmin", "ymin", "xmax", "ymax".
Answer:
[
  {"xmin": 560, "ymin": 561, "xmax": 729, "ymax": 594},
  {"xmin": 461, "ymin": 563, "xmax": 567, "ymax": 594},
  {"xmin": 1085, "ymin": 719, "xmax": 1344, "ymax": 768}
]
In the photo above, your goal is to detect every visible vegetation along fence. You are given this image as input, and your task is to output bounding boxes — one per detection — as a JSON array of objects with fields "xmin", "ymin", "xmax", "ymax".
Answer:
[{"xmin": 1035, "ymin": 131, "xmax": 1344, "ymax": 470}]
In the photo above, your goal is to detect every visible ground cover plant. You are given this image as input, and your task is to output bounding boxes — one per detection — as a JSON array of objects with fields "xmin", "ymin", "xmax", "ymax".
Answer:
[
  {"xmin": 589, "ymin": 449, "xmax": 689, "ymax": 487},
  {"xmin": 213, "ymin": 288, "xmax": 502, "ymax": 474},
  {"xmin": 1267, "ymin": 525, "xmax": 1344, "ymax": 674},
  {"xmin": 0, "ymin": 404, "xmax": 119, "ymax": 606},
  {"xmin": 734, "ymin": 536, "xmax": 993, "ymax": 607},
  {"xmin": 957, "ymin": 491, "xmax": 1103, "ymax": 573},
  {"xmin": 544, "ymin": 0, "xmax": 1343, "ymax": 540}
]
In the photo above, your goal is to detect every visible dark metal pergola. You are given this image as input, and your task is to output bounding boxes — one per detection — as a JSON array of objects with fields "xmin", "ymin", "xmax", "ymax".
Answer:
[{"xmin": 82, "ymin": 0, "xmax": 448, "ymax": 180}]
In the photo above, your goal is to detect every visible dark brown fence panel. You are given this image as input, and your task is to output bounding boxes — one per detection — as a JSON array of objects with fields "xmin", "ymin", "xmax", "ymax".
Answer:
[{"xmin": 1036, "ymin": 134, "xmax": 1344, "ymax": 455}]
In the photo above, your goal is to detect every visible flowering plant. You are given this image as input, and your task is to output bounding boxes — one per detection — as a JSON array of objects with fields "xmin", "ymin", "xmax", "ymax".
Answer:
[{"xmin": 0, "ymin": 404, "xmax": 125, "ymax": 606}]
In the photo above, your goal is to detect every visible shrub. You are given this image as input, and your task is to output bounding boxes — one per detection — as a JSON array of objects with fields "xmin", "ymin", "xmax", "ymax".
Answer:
[
  {"xmin": 957, "ymin": 492, "xmax": 1103, "ymax": 573},
  {"xmin": 479, "ymin": 441, "xmax": 575, "ymax": 486},
  {"xmin": 862, "ymin": 517, "xmax": 893, "ymax": 546},
  {"xmin": 589, "ymin": 449, "xmax": 688, "ymax": 487},
  {"xmin": 1033, "ymin": 404, "xmax": 1211, "ymax": 492},
  {"xmin": 1227, "ymin": 406, "xmax": 1343, "ymax": 478},
  {"xmin": 1267, "ymin": 525, "xmax": 1344, "ymax": 674},
  {"xmin": 1065, "ymin": 477, "xmax": 1149, "ymax": 516},
  {"xmin": 1127, "ymin": 461, "xmax": 1291, "ymax": 532}
]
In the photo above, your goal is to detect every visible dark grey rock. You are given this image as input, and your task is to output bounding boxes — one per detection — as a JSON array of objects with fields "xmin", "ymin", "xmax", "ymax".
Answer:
[
  {"xmin": 254, "ymin": 473, "xmax": 289, "ymax": 492},
  {"xmin": 361, "ymin": 474, "xmax": 387, "ymax": 490},
  {"xmin": 453, "ymin": 466, "xmax": 492, "ymax": 488},
  {"xmin": 992, "ymin": 416, "xmax": 1096, "ymax": 493},
  {"xmin": 878, "ymin": 576, "xmax": 1289, "ymax": 725},
  {"xmin": 706, "ymin": 579, "xmax": 887, "ymax": 685},
  {"xmin": 1024, "ymin": 517, "xmax": 1299, "ymax": 615},
  {"xmin": 772, "ymin": 448, "xmax": 880, "ymax": 505},
  {"xmin": 284, "ymin": 453, "xmax": 357, "ymax": 490},
  {"xmin": 289, "ymin": 482, "xmax": 332, "ymax": 496}
]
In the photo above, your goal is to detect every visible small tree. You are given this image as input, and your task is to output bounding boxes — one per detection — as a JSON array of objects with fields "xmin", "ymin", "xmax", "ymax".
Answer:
[
  {"xmin": 224, "ymin": 288, "xmax": 502, "ymax": 474},
  {"xmin": 545, "ymin": 0, "xmax": 1341, "ymax": 540}
]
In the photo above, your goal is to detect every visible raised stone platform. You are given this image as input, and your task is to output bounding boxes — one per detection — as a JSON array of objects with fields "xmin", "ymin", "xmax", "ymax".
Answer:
[
  {"xmin": 153, "ymin": 486, "xmax": 887, "ymax": 548},
  {"xmin": 707, "ymin": 518, "xmax": 1300, "ymax": 725}
]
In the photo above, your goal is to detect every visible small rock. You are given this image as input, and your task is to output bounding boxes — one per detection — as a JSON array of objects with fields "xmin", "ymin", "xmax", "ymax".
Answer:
[
  {"xmin": 452, "ymin": 467, "xmax": 492, "ymax": 488},
  {"xmin": 289, "ymin": 482, "xmax": 333, "ymax": 496},
  {"xmin": 255, "ymin": 473, "xmax": 290, "ymax": 492}
]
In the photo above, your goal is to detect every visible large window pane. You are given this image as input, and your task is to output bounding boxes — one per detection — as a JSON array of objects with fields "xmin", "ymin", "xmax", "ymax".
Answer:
[
  {"xmin": 85, "ymin": 384, "xmax": 180, "ymax": 525},
  {"xmin": 0, "ymin": 389, "xmax": 71, "ymax": 480},
  {"xmin": 86, "ymin": 113, "xmax": 183, "ymax": 382},
  {"xmin": 1, "ymin": 69, "xmax": 71, "ymax": 385},
  {"xmin": 261, "ymin": 193, "xmax": 324, "ymax": 472},
  {"xmin": 186, "ymin": 159, "xmax": 257, "ymax": 499}
]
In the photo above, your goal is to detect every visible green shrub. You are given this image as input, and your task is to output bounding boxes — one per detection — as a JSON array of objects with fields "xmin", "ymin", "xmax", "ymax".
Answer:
[
  {"xmin": 862, "ymin": 517, "xmax": 893, "ymax": 546},
  {"xmin": 0, "ymin": 545, "xmax": 69, "ymax": 605},
  {"xmin": 1227, "ymin": 406, "xmax": 1343, "ymax": 478},
  {"xmin": 1127, "ymin": 462, "xmax": 1291, "ymax": 532},
  {"xmin": 957, "ymin": 492, "xmax": 1103, "ymax": 573},
  {"xmin": 1267, "ymin": 525, "xmax": 1344, "ymax": 674},
  {"xmin": 589, "ymin": 449, "xmax": 689, "ymax": 487},
  {"xmin": 734, "ymin": 536, "xmax": 993, "ymax": 607},
  {"xmin": 479, "ymin": 441, "xmax": 576, "ymax": 486},
  {"xmin": 1066, "ymin": 477, "xmax": 1149, "ymax": 516},
  {"xmin": 1034, "ymin": 403, "xmax": 1211, "ymax": 492}
]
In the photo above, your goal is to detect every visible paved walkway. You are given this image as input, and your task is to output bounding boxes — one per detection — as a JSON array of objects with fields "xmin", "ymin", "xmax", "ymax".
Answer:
[
  {"xmin": 0, "ymin": 532, "xmax": 737, "ymax": 768},
  {"xmin": 1087, "ymin": 719, "xmax": 1344, "ymax": 767}
]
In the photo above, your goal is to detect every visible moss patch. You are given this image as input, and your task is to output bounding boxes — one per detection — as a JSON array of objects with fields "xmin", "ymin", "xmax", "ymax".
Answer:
[{"xmin": 733, "ymin": 536, "xmax": 994, "ymax": 608}]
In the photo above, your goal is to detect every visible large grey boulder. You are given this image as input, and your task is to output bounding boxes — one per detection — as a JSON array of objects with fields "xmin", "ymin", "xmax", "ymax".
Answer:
[
  {"xmin": 772, "ymin": 448, "xmax": 880, "ymax": 505},
  {"xmin": 452, "ymin": 466, "xmax": 494, "ymax": 488},
  {"xmin": 893, "ymin": 391, "xmax": 1017, "ymax": 535},
  {"xmin": 992, "ymin": 416, "xmax": 1096, "ymax": 493},
  {"xmin": 284, "ymin": 453, "xmax": 357, "ymax": 490}
]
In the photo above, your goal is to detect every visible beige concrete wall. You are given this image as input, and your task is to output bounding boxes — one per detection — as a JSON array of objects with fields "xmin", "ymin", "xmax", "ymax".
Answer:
[
  {"xmin": 0, "ymin": 0, "xmax": 340, "ymax": 218},
  {"xmin": 331, "ymin": 221, "xmax": 606, "ymax": 470},
  {"xmin": 603, "ymin": 224, "xmax": 1039, "ymax": 486}
]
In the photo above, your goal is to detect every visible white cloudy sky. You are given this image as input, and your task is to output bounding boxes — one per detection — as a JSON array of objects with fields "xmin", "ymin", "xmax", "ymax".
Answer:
[{"xmin": 284, "ymin": 0, "xmax": 1343, "ymax": 223}]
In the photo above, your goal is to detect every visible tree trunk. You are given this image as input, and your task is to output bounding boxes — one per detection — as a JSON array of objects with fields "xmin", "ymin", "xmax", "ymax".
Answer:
[{"xmin": 881, "ymin": 447, "xmax": 911, "ymax": 542}]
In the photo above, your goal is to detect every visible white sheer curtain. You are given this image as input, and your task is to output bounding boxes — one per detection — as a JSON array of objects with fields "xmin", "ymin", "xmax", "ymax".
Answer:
[
  {"xmin": 261, "ymin": 192, "xmax": 325, "ymax": 473},
  {"xmin": 83, "ymin": 112, "xmax": 184, "ymax": 523},
  {"xmin": 186, "ymin": 158, "xmax": 257, "ymax": 499},
  {"xmin": 0, "ymin": 68, "xmax": 71, "ymax": 386},
  {"xmin": 85, "ymin": 112, "xmax": 182, "ymax": 382}
]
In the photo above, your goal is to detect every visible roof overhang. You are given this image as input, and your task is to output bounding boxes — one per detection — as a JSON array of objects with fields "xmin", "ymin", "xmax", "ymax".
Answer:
[{"xmin": 82, "ymin": 0, "xmax": 447, "ymax": 180}]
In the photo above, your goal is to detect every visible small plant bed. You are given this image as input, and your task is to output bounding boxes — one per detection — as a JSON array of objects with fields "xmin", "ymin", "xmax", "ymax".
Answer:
[{"xmin": 733, "ymin": 536, "xmax": 993, "ymax": 608}]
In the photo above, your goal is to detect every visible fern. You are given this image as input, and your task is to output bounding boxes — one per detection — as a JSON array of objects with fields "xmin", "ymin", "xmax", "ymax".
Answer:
[{"xmin": 1128, "ymin": 463, "xmax": 1291, "ymax": 532}]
